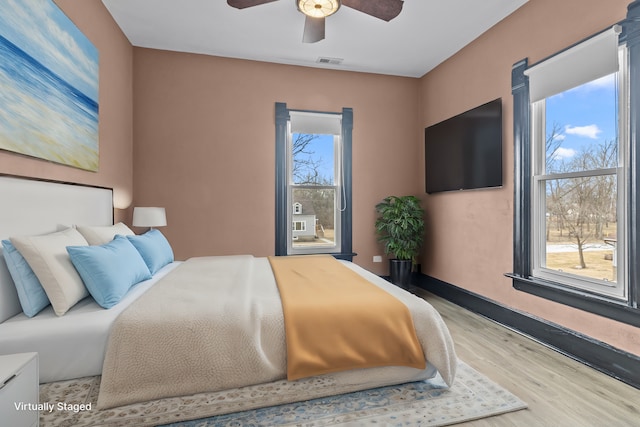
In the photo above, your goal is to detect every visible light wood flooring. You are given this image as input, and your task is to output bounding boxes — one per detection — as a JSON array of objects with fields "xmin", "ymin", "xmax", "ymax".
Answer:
[{"xmin": 412, "ymin": 287, "xmax": 640, "ymax": 427}]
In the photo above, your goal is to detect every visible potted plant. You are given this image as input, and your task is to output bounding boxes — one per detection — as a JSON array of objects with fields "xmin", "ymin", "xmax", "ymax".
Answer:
[{"xmin": 375, "ymin": 195, "xmax": 425, "ymax": 287}]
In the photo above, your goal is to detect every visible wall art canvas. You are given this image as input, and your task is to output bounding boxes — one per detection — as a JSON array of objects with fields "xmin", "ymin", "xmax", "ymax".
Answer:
[{"xmin": 0, "ymin": 0, "xmax": 99, "ymax": 171}]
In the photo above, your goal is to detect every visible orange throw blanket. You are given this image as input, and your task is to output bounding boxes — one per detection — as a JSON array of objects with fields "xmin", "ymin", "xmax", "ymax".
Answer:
[{"xmin": 268, "ymin": 255, "xmax": 426, "ymax": 380}]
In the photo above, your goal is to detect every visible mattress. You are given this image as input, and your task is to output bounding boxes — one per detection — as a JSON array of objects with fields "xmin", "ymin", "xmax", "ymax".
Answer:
[{"xmin": 0, "ymin": 262, "xmax": 181, "ymax": 383}]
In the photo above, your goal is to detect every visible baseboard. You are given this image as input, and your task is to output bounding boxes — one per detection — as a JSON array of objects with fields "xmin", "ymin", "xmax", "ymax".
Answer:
[{"xmin": 414, "ymin": 273, "xmax": 640, "ymax": 390}]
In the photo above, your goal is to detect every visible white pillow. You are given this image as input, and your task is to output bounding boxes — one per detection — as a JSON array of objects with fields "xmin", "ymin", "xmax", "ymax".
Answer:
[
  {"xmin": 76, "ymin": 222, "xmax": 134, "ymax": 245},
  {"xmin": 11, "ymin": 228, "xmax": 89, "ymax": 316}
]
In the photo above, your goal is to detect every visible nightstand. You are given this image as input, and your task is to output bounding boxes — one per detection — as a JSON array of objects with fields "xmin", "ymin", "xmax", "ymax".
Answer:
[{"xmin": 0, "ymin": 353, "xmax": 39, "ymax": 427}]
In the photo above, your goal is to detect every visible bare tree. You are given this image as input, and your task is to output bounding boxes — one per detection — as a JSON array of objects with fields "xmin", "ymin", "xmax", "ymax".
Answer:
[
  {"xmin": 545, "ymin": 122, "xmax": 565, "ymax": 173},
  {"xmin": 546, "ymin": 122, "xmax": 566, "ymax": 239},
  {"xmin": 552, "ymin": 139, "xmax": 617, "ymax": 269},
  {"xmin": 292, "ymin": 134, "xmax": 330, "ymax": 184},
  {"xmin": 585, "ymin": 139, "xmax": 617, "ymax": 240},
  {"xmin": 558, "ymin": 175, "xmax": 596, "ymax": 269}
]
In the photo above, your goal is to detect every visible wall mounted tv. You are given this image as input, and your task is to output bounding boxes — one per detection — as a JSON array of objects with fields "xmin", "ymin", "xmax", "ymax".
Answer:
[{"xmin": 424, "ymin": 98, "xmax": 503, "ymax": 194}]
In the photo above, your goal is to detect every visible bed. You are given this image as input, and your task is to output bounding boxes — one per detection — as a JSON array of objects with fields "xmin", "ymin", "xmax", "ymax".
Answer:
[{"xmin": 0, "ymin": 175, "xmax": 457, "ymax": 410}]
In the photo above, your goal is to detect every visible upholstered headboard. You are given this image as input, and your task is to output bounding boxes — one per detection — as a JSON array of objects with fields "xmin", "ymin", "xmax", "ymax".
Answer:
[{"xmin": 0, "ymin": 175, "xmax": 113, "ymax": 322}]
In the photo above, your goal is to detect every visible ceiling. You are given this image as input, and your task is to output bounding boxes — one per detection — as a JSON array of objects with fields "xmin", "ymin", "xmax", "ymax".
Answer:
[{"xmin": 101, "ymin": 0, "xmax": 529, "ymax": 78}]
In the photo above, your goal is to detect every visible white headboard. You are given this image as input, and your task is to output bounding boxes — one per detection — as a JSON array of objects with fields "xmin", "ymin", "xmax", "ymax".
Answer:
[{"xmin": 0, "ymin": 175, "xmax": 113, "ymax": 321}]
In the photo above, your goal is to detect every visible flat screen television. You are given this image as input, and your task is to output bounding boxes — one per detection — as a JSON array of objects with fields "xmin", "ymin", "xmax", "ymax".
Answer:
[{"xmin": 424, "ymin": 98, "xmax": 503, "ymax": 194}]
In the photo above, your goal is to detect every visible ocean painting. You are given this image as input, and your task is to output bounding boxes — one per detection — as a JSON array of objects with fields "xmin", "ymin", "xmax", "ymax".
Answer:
[{"xmin": 0, "ymin": 0, "xmax": 99, "ymax": 171}]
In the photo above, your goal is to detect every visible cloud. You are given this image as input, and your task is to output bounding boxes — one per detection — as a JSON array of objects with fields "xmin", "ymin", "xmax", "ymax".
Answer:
[
  {"xmin": 552, "ymin": 147, "xmax": 577, "ymax": 160},
  {"xmin": 565, "ymin": 124, "xmax": 601, "ymax": 139}
]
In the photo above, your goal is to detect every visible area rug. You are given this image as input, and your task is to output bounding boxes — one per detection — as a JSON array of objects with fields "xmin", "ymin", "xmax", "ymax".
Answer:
[{"xmin": 39, "ymin": 361, "xmax": 526, "ymax": 427}]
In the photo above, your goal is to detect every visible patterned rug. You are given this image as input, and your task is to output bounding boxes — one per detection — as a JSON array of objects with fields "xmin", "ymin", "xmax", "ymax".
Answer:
[{"xmin": 39, "ymin": 361, "xmax": 526, "ymax": 426}]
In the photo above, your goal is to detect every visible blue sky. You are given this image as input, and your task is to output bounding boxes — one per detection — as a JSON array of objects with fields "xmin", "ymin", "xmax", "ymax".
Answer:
[
  {"xmin": 294, "ymin": 133, "xmax": 335, "ymax": 182},
  {"xmin": 0, "ymin": 0, "xmax": 99, "ymax": 102},
  {"xmin": 545, "ymin": 73, "xmax": 617, "ymax": 163}
]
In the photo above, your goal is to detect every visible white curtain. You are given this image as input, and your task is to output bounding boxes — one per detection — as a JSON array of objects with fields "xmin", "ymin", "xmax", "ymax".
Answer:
[
  {"xmin": 525, "ymin": 25, "xmax": 621, "ymax": 102},
  {"xmin": 289, "ymin": 111, "xmax": 342, "ymax": 135}
]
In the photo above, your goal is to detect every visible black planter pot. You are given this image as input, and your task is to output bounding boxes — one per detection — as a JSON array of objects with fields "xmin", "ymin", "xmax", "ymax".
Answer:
[{"xmin": 389, "ymin": 259, "xmax": 412, "ymax": 287}]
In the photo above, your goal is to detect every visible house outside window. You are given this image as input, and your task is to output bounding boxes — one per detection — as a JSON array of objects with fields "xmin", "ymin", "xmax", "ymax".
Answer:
[
  {"xmin": 510, "ymin": 14, "xmax": 640, "ymax": 327},
  {"xmin": 291, "ymin": 202, "xmax": 315, "ymax": 242}
]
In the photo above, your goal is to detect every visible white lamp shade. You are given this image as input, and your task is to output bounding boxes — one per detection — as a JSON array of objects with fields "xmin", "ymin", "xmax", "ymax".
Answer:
[{"xmin": 132, "ymin": 207, "xmax": 167, "ymax": 228}]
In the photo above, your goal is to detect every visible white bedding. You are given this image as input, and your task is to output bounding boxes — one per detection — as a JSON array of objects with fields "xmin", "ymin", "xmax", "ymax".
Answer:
[
  {"xmin": 98, "ymin": 256, "xmax": 456, "ymax": 408},
  {"xmin": 0, "ymin": 262, "xmax": 181, "ymax": 383}
]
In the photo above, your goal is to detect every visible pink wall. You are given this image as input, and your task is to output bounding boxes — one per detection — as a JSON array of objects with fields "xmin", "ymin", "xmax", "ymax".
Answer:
[
  {"xmin": 0, "ymin": 0, "xmax": 133, "ymax": 224},
  {"xmin": 419, "ymin": 0, "xmax": 639, "ymax": 355},
  {"xmin": 5, "ymin": 0, "xmax": 636, "ymax": 358},
  {"xmin": 132, "ymin": 49, "xmax": 422, "ymax": 274}
]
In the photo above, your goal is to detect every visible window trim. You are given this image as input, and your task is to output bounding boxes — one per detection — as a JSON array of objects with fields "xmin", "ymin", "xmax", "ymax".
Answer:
[
  {"xmin": 275, "ymin": 102, "xmax": 354, "ymax": 261},
  {"xmin": 508, "ymin": 5, "xmax": 640, "ymax": 328}
]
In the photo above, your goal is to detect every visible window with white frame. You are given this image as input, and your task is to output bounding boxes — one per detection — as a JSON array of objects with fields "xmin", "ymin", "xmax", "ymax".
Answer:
[
  {"xmin": 528, "ymin": 31, "xmax": 628, "ymax": 300},
  {"xmin": 287, "ymin": 111, "xmax": 342, "ymax": 254},
  {"xmin": 510, "ymin": 19, "xmax": 640, "ymax": 325}
]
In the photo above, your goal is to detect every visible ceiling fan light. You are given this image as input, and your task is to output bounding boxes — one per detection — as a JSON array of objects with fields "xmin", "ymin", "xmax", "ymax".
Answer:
[{"xmin": 297, "ymin": 0, "xmax": 340, "ymax": 18}]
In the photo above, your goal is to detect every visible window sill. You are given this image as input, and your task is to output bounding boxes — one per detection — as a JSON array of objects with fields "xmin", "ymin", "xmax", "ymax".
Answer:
[
  {"xmin": 506, "ymin": 273, "xmax": 640, "ymax": 328},
  {"xmin": 287, "ymin": 252, "xmax": 357, "ymax": 262}
]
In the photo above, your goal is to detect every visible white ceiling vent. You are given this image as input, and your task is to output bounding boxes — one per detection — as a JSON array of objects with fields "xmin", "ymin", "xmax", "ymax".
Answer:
[{"xmin": 316, "ymin": 57, "xmax": 343, "ymax": 65}]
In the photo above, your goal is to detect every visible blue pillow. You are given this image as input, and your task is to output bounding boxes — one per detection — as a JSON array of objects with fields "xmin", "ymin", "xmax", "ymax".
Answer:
[
  {"xmin": 125, "ymin": 229, "xmax": 174, "ymax": 275},
  {"xmin": 67, "ymin": 235, "xmax": 152, "ymax": 309},
  {"xmin": 1, "ymin": 240, "xmax": 50, "ymax": 317}
]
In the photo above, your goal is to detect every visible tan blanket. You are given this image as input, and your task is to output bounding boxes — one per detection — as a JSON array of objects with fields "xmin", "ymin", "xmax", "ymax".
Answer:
[
  {"xmin": 269, "ymin": 255, "xmax": 425, "ymax": 380},
  {"xmin": 98, "ymin": 256, "xmax": 456, "ymax": 409}
]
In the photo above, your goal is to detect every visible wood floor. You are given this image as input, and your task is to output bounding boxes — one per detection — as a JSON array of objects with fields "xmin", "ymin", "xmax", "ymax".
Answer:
[{"xmin": 412, "ymin": 287, "xmax": 640, "ymax": 427}]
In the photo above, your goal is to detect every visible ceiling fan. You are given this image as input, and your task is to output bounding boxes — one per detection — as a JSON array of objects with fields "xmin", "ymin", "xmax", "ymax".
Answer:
[{"xmin": 227, "ymin": 0, "xmax": 404, "ymax": 43}]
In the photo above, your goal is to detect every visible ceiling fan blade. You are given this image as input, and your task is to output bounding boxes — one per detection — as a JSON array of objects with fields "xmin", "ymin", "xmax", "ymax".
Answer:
[
  {"xmin": 226, "ymin": 0, "xmax": 279, "ymax": 9},
  {"xmin": 341, "ymin": 0, "xmax": 404, "ymax": 22},
  {"xmin": 303, "ymin": 16, "xmax": 325, "ymax": 43}
]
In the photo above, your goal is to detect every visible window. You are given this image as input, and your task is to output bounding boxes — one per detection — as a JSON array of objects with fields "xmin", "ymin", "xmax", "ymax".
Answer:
[
  {"xmin": 288, "ymin": 124, "xmax": 341, "ymax": 254},
  {"xmin": 510, "ymin": 15, "xmax": 640, "ymax": 327},
  {"xmin": 530, "ymin": 46, "xmax": 628, "ymax": 300},
  {"xmin": 275, "ymin": 103, "xmax": 354, "ymax": 260}
]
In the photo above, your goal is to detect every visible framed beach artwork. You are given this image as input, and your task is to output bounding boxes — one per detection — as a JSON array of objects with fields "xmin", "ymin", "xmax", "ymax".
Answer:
[{"xmin": 0, "ymin": 0, "xmax": 99, "ymax": 171}]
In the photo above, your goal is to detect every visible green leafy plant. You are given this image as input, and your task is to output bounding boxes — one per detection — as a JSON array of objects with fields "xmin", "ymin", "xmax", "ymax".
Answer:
[{"xmin": 375, "ymin": 195, "xmax": 425, "ymax": 263}]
